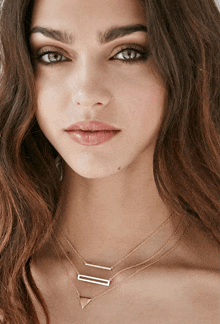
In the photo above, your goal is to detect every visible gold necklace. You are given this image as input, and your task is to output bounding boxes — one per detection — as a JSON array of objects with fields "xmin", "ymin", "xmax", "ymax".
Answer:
[
  {"xmin": 58, "ymin": 212, "xmax": 174, "ymax": 275},
  {"xmin": 54, "ymin": 215, "xmax": 190, "ymax": 309}
]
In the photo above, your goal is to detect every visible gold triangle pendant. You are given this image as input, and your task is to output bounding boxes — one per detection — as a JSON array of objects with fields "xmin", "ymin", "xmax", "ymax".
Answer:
[{"xmin": 79, "ymin": 296, "xmax": 92, "ymax": 309}]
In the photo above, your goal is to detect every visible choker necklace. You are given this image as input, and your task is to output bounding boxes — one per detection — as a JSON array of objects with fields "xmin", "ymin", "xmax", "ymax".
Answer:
[{"xmin": 54, "ymin": 214, "xmax": 190, "ymax": 309}]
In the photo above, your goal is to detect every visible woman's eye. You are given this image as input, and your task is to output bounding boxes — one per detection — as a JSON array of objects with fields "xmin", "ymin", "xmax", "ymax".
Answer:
[
  {"xmin": 112, "ymin": 48, "xmax": 148, "ymax": 63},
  {"xmin": 33, "ymin": 47, "xmax": 149, "ymax": 66},
  {"xmin": 36, "ymin": 52, "xmax": 68, "ymax": 64}
]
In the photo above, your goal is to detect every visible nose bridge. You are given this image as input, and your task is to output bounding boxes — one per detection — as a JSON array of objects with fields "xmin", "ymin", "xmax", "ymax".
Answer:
[{"xmin": 73, "ymin": 56, "xmax": 111, "ymax": 107}]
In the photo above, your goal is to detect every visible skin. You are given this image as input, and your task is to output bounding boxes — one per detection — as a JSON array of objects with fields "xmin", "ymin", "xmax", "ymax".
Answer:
[{"xmin": 28, "ymin": 0, "xmax": 219, "ymax": 323}]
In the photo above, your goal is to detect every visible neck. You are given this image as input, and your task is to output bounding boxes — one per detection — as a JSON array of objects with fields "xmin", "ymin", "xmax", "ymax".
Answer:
[{"xmin": 54, "ymin": 157, "xmax": 176, "ymax": 266}]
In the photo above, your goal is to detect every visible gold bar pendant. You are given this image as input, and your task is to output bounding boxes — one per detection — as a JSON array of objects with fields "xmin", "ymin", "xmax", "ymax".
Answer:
[
  {"xmin": 77, "ymin": 274, "xmax": 110, "ymax": 286},
  {"xmin": 85, "ymin": 262, "xmax": 112, "ymax": 270}
]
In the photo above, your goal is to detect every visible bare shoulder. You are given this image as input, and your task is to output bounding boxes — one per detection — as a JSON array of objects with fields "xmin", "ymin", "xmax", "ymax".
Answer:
[
  {"xmin": 135, "ymin": 218, "xmax": 219, "ymax": 324},
  {"xmin": 162, "ymin": 217, "xmax": 219, "ymax": 294},
  {"xmin": 180, "ymin": 217, "xmax": 219, "ymax": 271}
]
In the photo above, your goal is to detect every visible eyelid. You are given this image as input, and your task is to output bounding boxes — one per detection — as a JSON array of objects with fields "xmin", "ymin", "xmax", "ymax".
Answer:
[
  {"xmin": 33, "ymin": 45, "xmax": 71, "ymax": 59},
  {"xmin": 32, "ymin": 42, "xmax": 147, "ymax": 56},
  {"xmin": 112, "ymin": 43, "xmax": 147, "ymax": 54}
]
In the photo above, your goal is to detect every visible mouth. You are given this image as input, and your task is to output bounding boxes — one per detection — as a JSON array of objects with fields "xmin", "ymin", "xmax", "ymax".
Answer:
[
  {"xmin": 71, "ymin": 130, "xmax": 117, "ymax": 133},
  {"xmin": 66, "ymin": 120, "xmax": 120, "ymax": 132},
  {"xmin": 66, "ymin": 129, "xmax": 121, "ymax": 146},
  {"xmin": 65, "ymin": 120, "xmax": 121, "ymax": 146}
]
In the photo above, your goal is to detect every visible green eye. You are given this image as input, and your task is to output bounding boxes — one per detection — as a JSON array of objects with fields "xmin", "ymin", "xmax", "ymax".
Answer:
[
  {"xmin": 112, "ymin": 47, "xmax": 149, "ymax": 63},
  {"xmin": 115, "ymin": 49, "xmax": 142, "ymax": 60},
  {"xmin": 35, "ymin": 51, "xmax": 68, "ymax": 65}
]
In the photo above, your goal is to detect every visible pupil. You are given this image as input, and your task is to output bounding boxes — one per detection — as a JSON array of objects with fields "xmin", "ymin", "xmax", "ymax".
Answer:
[
  {"xmin": 50, "ymin": 53, "xmax": 61, "ymax": 61},
  {"xmin": 123, "ymin": 50, "xmax": 135, "ymax": 59}
]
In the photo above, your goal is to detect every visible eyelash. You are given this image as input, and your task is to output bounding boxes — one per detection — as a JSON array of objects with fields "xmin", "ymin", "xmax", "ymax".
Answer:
[{"xmin": 33, "ymin": 46, "xmax": 150, "ymax": 66}]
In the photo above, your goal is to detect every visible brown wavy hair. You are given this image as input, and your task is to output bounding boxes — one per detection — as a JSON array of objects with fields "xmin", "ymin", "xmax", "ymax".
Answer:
[{"xmin": 0, "ymin": 0, "xmax": 219, "ymax": 323}]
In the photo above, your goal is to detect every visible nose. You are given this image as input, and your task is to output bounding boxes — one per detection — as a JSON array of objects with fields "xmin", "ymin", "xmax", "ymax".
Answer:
[{"xmin": 72, "ymin": 60, "xmax": 112, "ymax": 110}]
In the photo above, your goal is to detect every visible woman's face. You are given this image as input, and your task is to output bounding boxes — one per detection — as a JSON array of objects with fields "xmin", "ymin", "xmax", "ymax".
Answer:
[{"xmin": 30, "ymin": 0, "xmax": 166, "ymax": 179}]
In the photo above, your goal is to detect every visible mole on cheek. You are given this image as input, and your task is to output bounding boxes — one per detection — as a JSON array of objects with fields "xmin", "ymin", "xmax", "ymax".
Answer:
[{"xmin": 118, "ymin": 167, "xmax": 121, "ymax": 170}]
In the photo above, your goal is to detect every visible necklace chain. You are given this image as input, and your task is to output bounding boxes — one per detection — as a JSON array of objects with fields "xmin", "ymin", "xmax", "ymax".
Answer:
[
  {"xmin": 58, "ymin": 212, "xmax": 175, "ymax": 270},
  {"xmin": 92, "ymin": 222, "xmax": 190, "ymax": 303},
  {"xmin": 54, "ymin": 218, "xmax": 190, "ymax": 304},
  {"xmin": 56, "ymin": 215, "xmax": 182, "ymax": 282}
]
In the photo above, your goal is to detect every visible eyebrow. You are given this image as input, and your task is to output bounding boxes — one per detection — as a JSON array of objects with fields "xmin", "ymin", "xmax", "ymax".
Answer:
[{"xmin": 30, "ymin": 24, "xmax": 148, "ymax": 45}]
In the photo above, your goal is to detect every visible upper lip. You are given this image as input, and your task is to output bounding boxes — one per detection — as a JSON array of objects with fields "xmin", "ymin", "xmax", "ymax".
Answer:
[{"xmin": 66, "ymin": 121, "xmax": 120, "ymax": 131}]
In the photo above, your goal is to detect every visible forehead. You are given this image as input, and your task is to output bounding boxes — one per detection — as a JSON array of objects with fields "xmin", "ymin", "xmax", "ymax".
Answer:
[{"xmin": 31, "ymin": 0, "xmax": 146, "ymax": 34}]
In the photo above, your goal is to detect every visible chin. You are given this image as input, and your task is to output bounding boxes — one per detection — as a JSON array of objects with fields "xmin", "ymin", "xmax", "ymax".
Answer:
[{"xmin": 63, "ymin": 156, "xmax": 123, "ymax": 180}]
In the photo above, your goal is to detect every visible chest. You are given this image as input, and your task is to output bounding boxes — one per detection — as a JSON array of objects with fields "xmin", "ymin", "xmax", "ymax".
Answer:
[{"xmin": 33, "ymin": 269, "xmax": 219, "ymax": 324}]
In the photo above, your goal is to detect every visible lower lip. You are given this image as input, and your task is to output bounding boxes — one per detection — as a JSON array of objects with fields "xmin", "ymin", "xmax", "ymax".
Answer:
[{"xmin": 66, "ymin": 130, "xmax": 121, "ymax": 146}]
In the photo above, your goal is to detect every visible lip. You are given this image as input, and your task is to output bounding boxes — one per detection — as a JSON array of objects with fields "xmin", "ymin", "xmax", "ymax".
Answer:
[
  {"xmin": 66, "ymin": 121, "xmax": 121, "ymax": 146},
  {"xmin": 66, "ymin": 121, "xmax": 120, "ymax": 131}
]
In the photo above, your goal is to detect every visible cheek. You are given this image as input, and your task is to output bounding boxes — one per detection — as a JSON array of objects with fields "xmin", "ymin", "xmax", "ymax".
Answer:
[
  {"xmin": 141, "ymin": 84, "xmax": 166, "ymax": 125},
  {"xmin": 36, "ymin": 71, "xmax": 67, "ymax": 104},
  {"xmin": 35, "ymin": 78, "xmax": 68, "ymax": 140},
  {"xmin": 36, "ymin": 73, "xmax": 67, "ymax": 113},
  {"xmin": 116, "ymin": 76, "xmax": 166, "ymax": 130}
]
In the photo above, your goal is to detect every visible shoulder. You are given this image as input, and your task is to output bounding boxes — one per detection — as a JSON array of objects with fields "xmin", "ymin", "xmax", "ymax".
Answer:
[
  {"xmin": 135, "ymin": 217, "xmax": 219, "ymax": 323},
  {"xmin": 180, "ymin": 216, "xmax": 219, "ymax": 271}
]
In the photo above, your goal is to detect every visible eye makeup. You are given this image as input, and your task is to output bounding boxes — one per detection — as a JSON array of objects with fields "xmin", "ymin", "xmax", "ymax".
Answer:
[{"xmin": 31, "ymin": 42, "xmax": 150, "ymax": 67}]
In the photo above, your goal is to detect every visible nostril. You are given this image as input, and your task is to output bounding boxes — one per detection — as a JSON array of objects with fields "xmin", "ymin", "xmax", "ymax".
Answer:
[{"xmin": 77, "ymin": 101, "xmax": 103, "ymax": 106}]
